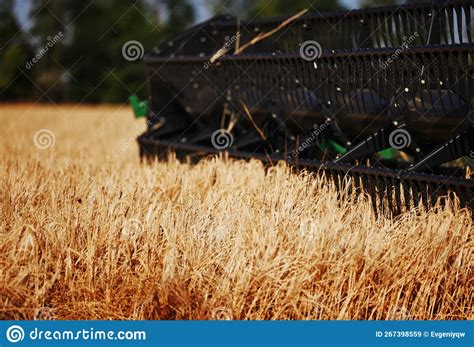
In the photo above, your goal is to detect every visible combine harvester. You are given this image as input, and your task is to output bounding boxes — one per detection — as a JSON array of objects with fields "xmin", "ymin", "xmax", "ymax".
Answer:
[{"xmin": 133, "ymin": 0, "xmax": 474, "ymax": 215}]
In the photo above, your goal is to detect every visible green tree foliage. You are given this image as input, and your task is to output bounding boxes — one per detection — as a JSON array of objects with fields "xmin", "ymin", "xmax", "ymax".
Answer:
[
  {"xmin": 163, "ymin": 0, "xmax": 195, "ymax": 35},
  {"xmin": 27, "ymin": 0, "xmax": 66, "ymax": 101},
  {"xmin": 28, "ymin": 0, "xmax": 166, "ymax": 103},
  {"xmin": 3, "ymin": 0, "xmax": 195, "ymax": 103},
  {"xmin": 60, "ymin": 1, "xmax": 159, "ymax": 103},
  {"xmin": 0, "ymin": 0, "xmax": 33, "ymax": 101},
  {"xmin": 4, "ymin": 0, "xmax": 350, "ymax": 103}
]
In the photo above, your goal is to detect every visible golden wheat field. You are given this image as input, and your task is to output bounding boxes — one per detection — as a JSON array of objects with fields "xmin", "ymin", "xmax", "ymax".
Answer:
[{"xmin": 0, "ymin": 104, "xmax": 472, "ymax": 320}]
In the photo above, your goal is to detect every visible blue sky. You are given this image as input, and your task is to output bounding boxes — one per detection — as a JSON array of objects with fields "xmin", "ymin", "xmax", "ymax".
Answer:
[{"xmin": 13, "ymin": 0, "xmax": 32, "ymax": 27}]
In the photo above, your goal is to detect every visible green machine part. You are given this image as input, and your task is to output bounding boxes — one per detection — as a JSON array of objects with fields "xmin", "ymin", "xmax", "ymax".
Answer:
[
  {"xmin": 129, "ymin": 95, "xmax": 148, "ymax": 119},
  {"xmin": 317, "ymin": 141, "xmax": 347, "ymax": 155},
  {"xmin": 377, "ymin": 148, "xmax": 396, "ymax": 160},
  {"xmin": 320, "ymin": 141, "xmax": 396, "ymax": 160},
  {"xmin": 327, "ymin": 141, "xmax": 347, "ymax": 155}
]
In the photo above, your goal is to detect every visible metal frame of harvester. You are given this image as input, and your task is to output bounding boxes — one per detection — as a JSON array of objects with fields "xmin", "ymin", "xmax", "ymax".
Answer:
[{"xmin": 132, "ymin": 0, "xmax": 474, "ymax": 215}]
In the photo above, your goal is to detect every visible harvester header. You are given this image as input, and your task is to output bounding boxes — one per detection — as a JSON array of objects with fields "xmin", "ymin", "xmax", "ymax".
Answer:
[{"xmin": 135, "ymin": 1, "xmax": 474, "ymax": 215}]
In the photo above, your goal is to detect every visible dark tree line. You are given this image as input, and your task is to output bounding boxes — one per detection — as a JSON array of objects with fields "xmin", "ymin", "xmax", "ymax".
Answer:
[
  {"xmin": 0, "ymin": 0, "xmax": 195, "ymax": 103},
  {"xmin": 0, "ymin": 0, "xmax": 402, "ymax": 103}
]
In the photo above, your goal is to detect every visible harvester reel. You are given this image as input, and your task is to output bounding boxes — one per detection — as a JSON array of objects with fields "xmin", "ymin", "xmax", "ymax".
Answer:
[{"xmin": 137, "ymin": 1, "xmax": 474, "ymax": 214}]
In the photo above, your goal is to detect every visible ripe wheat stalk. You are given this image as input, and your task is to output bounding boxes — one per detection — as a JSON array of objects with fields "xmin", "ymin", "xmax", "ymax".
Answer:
[{"xmin": 0, "ymin": 105, "xmax": 472, "ymax": 320}]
